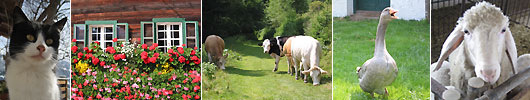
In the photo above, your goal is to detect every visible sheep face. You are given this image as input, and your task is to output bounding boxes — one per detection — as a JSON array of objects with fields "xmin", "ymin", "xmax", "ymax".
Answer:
[
  {"xmin": 302, "ymin": 67, "xmax": 328, "ymax": 86},
  {"xmin": 259, "ymin": 39, "xmax": 271, "ymax": 53},
  {"xmin": 460, "ymin": 2, "xmax": 510, "ymax": 84}
]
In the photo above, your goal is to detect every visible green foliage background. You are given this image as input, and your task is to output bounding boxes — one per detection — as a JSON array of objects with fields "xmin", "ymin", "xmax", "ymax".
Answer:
[{"xmin": 203, "ymin": 0, "xmax": 331, "ymax": 45}]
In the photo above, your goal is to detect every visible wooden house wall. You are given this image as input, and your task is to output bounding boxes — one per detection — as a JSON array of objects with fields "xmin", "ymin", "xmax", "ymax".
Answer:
[{"xmin": 71, "ymin": 0, "xmax": 201, "ymax": 44}]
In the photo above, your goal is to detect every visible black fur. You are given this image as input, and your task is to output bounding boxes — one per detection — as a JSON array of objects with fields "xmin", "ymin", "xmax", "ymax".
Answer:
[
  {"xmin": 268, "ymin": 36, "xmax": 295, "ymax": 56},
  {"xmin": 9, "ymin": 6, "xmax": 66, "ymax": 59}
]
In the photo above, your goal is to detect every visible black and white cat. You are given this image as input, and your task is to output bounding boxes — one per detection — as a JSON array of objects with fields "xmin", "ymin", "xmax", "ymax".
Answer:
[{"xmin": 5, "ymin": 7, "xmax": 66, "ymax": 100}]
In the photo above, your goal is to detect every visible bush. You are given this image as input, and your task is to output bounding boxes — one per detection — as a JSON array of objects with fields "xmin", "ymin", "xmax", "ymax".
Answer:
[{"xmin": 71, "ymin": 38, "xmax": 201, "ymax": 100}]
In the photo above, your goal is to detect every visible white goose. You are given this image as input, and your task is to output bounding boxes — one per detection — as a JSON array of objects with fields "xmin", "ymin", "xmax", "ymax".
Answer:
[{"xmin": 356, "ymin": 7, "xmax": 399, "ymax": 97}]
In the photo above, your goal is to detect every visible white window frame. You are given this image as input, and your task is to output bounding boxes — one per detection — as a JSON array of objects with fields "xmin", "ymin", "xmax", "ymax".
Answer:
[
  {"xmin": 88, "ymin": 25, "xmax": 114, "ymax": 49},
  {"xmin": 156, "ymin": 22, "xmax": 182, "ymax": 52}
]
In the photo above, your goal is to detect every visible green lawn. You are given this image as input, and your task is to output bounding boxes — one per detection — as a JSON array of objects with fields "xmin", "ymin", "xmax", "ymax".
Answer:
[
  {"xmin": 333, "ymin": 19, "xmax": 430, "ymax": 99},
  {"xmin": 203, "ymin": 36, "xmax": 332, "ymax": 99}
]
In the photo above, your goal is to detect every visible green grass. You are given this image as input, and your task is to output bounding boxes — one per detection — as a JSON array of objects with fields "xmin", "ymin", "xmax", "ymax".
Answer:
[
  {"xmin": 203, "ymin": 36, "xmax": 332, "ymax": 99},
  {"xmin": 333, "ymin": 19, "xmax": 430, "ymax": 99}
]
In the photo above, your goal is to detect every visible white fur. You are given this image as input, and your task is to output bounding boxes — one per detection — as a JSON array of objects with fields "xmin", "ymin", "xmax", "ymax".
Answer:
[
  {"xmin": 6, "ymin": 33, "xmax": 60, "ymax": 100},
  {"xmin": 290, "ymin": 36, "xmax": 327, "ymax": 86},
  {"xmin": 433, "ymin": 2, "xmax": 518, "ymax": 99}
]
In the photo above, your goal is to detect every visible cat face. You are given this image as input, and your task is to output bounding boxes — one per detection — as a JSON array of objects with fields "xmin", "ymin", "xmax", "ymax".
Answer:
[{"xmin": 9, "ymin": 7, "xmax": 66, "ymax": 62}]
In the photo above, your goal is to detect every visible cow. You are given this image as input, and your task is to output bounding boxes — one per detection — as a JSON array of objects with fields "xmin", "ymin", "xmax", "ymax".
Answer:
[
  {"xmin": 290, "ymin": 36, "xmax": 327, "ymax": 86},
  {"xmin": 258, "ymin": 36, "xmax": 296, "ymax": 75},
  {"xmin": 205, "ymin": 35, "xmax": 228, "ymax": 69}
]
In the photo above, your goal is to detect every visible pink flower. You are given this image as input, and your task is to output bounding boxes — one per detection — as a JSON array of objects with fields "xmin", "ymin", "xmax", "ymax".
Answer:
[
  {"xmin": 72, "ymin": 39, "xmax": 77, "ymax": 42},
  {"xmin": 132, "ymin": 83, "xmax": 139, "ymax": 88},
  {"xmin": 177, "ymin": 47, "xmax": 184, "ymax": 54},
  {"xmin": 178, "ymin": 56, "xmax": 185, "ymax": 63},
  {"xmin": 194, "ymin": 85, "xmax": 200, "ymax": 92},
  {"xmin": 123, "ymin": 81, "xmax": 128, "ymax": 84},
  {"xmin": 112, "ymin": 38, "xmax": 118, "ymax": 42}
]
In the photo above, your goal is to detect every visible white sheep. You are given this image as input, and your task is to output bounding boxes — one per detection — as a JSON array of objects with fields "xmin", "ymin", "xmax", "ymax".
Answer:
[
  {"xmin": 432, "ymin": 2, "xmax": 518, "ymax": 99},
  {"xmin": 289, "ymin": 36, "xmax": 328, "ymax": 86}
]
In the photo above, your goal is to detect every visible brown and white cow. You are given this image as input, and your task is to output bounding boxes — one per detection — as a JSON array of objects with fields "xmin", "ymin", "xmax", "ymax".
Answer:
[{"xmin": 205, "ymin": 35, "xmax": 228, "ymax": 69}]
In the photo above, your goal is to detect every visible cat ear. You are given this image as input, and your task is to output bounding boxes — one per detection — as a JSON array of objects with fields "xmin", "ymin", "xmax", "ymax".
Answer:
[
  {"xmin": 53, "ymin": 18, "xmax": 67, "ymax": 31},
  {"xmin": 12, "ymin": 6, "xmax": 29, "ymax": 24}
]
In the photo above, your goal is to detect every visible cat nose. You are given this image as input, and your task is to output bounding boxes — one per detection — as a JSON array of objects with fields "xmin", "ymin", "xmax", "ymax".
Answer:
[{"xmin": 36, "ymin": 45, "xmax": 45, "ymax": 52}]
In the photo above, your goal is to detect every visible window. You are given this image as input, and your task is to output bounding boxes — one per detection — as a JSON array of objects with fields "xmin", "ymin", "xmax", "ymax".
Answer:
[
  {"xmin": 186, "ymin": 22, "xmax": 197, "ymax": 48},
  {"xmin": 156, "ymin": 22, "xmax": 182, "ymax": 52},
  {"xmin": 89, "ymin": 25, "xmax": 113, "ymax": 49},
  {"xmin": 74, "ymin": 24, "xmax": 86, "ymax": 48},
  {"xmin": 142, "ymin": 22, "xmax": 154, "ymax": 47},
  {"xmin": 116, "ymin": 24, "xmax": 127, "ymax": 42}
]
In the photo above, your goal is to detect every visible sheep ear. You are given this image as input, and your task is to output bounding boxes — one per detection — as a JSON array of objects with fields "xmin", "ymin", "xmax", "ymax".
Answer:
[
  {"xmin": 504, "ymin": 28, "xmax": 518, "ymax": 74},
  {"xmin": 434, "ymin": 25, "xmax": 465, "ymax": 71}
]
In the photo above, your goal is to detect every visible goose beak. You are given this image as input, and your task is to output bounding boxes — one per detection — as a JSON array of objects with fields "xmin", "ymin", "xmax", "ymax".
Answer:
[{"xmin": 389, "ymin": 9, "xmax": 398, "ymax": 19}]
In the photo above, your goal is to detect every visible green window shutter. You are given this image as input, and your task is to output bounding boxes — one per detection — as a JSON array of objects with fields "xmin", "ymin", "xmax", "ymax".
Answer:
[
  {"xmin": 116, "ymin": 23, "xmax": 129, "ymax": 46},
  {"xmin": 141, "ymin": 21, "xmax": 154, "ymax": 46},
  {"xmin": 185, "ymin": 21, "xmax": 199, "ymax": 48},
  {"xmin": 73, "ymin": 24, "xmax": 87, "ymax": 48}
]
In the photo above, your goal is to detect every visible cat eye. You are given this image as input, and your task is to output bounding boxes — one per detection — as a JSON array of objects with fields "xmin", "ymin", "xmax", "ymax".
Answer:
[
  {"xmin": 26, "ymin": 35, "xmax": 35, "ymax": 41},
  {"xmin": 46, "ymin": 39, "xmax": 53, "ymax": 45}
]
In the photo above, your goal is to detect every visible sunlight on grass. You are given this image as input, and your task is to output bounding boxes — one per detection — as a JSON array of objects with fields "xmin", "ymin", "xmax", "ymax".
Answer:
[
  {"xmin": 204, "ymin": 36, "xmax": 332, "ymax": 99},
  {"xmin": 333, "ymin": 19, "xmax": 430, "ymax": 100}
]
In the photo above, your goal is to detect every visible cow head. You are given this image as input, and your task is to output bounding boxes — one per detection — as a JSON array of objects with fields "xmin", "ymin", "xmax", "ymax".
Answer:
[
  {"xmin": 258, "ymin": 39, "xmax": 271, "ymax": 53},
  {"xmin": 302, "ymin": 66, "xmax": 328, "ymax": 86},
  {"xmin": 215, "ymin": 52, "xmax": 229, "ymax": 70}
]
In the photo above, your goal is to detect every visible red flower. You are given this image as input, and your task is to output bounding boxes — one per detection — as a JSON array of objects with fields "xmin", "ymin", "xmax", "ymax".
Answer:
[
  {"xmin": 148, "ymin": 57, "xmax": 157, "ymax": 63},
  {"xmin": 106, "ymin": 47, "xmax": 116, "ymax": 54},
  {"xmin": 77, "ymin": 52, "xmax": 83, "ymax": 58},
  {"xmin": 113, "ymin": 55, "xmax": 120, "ymax": 60},
  {"xmin": 100, "ymin": 61, "xmax": 105, "ymax": 66},
  {"xmin": 72, "ymin": 45, "xmax": 78, "ymax": 53},
  {"xmin": 194, "ymin": 46, "xmax": 198, "ymax": 50},
  {"xmin": 142, "ymin": 44, "xmax": 148, "ymax": 49},
  {"xmin": 73, "ymin": 59, "xmax": 78, "ymax": 63},
  {"xmin": 186, "ymin": 60, "xmax": 190, "ymax": 64},
  {"xmin": 88, "ymin": 49, "xmax": 93, "ymax": 53},
  {"xmin": 104, "ymin": 78, "xmax": 108, "ymax": 82},
  {"xmin": 72, "ymin": 39, "xmax": 77, "ymax": 43},
  {"xmin": 182, "ymin": 44, "xmax": 186, "ymax": 47},
  {"xmin": 178, "ymin": 56, "xmax": 185, "ymax": 63},
  {"xmin": 83, "ymin": 47, "xmax": 89, "ymax": 52},
  {"xmin": 194, "ymin": 85, "xmax": 200, "ymax": 92},
  {"xmin": 149, "ymin": 43, "xmax": 158, "ymax": 50},
  {"xmin": 153, "ymin": 53, "xmax": 160, "ymax": 58},
  {"xmin": 113, "ymin": 38, "xmax": 118, "ymax": 42},
  {"xmin": 177, "ymin": 47, "xmax": 184, "ymax": 54},
  {"xmin": 182, "ymin": 94, "xmax": 187, "ymax": 100},
  {"xmin": 119, "ymin": 54, "xmax": 126, "ymax": 59},
  {"xmin": 195, "ymin": 95, "xmax": 200, "ymax": 99},
  {"xmin": 169, "ymin": 57, "xmax": 174, "ymax": 62},
  {"xmin": 168, "ymin": 49, "xmax": 174, "ymax": 54},
  {"xmin": 190, "ymin": 50, "xmax": 196, "ymax": 56},
  {"xmin": 191, "ymin": 56, "xmax": 199, "ymax": 61},
  {"xmin": 194, "ymin": 59, "xmax": 201, "ymax": 65},
  {"xmin": 92, "ymin": 57, "xmax": 100, "ymax": 65},
  {"xmin": 182, "ymin": 78, "xmax": 188, "ymax": 83},
  {"xmin": 94, "ymin": 41, "xmax": 100, "ymax": 45},
  {"xmin": 141, "ymin": 51, "xmax": 148, "ymax": 60}
]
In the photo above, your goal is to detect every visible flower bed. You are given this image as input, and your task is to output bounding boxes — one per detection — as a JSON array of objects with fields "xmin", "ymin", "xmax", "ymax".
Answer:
[{"xmin": 71, "ymin": 38, "xmax": 201, "ymax": 100}]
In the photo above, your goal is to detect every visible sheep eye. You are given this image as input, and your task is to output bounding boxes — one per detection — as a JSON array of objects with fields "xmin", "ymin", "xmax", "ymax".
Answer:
[
  {"xmin": 463, "ymin": 30, "xmax": 469, "ymax": 34},
  {"xmin": 46, "ymin": 39, "xmax": 53, "ymax": 45}
]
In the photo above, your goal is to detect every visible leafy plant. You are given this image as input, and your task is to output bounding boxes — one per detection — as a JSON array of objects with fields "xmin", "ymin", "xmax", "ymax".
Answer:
[{"xmin": 71, "ymin": 38, "xmax": 201, "ymax": 100}]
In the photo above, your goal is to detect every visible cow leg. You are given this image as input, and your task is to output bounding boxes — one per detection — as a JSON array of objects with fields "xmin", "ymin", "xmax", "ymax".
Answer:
[
  {"xmin": 287, "ymin": 57, "xmax": 294, "ymax": 76},
  {"xmin": 293, "ymin": 58, "xmax": 301, "ymax": 80},
  {"xmin": 270, "ymin": 53, "xmax": 280, "ymax": 72},
  {"xmin": 302, "ymin": 58, "xmax": 309, "ymax": 83}
]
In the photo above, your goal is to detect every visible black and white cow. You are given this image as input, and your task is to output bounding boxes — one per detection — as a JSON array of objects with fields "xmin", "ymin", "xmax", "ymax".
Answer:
[{"xmin": 258, "ymin": 36, "xmax": 295, "ymax": 74}]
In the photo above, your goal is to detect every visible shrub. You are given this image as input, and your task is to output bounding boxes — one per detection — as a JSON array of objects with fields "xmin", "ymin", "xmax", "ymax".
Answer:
[{"xmin": 71, "ymin": 38, "xmax": 201, "ymax": 100}]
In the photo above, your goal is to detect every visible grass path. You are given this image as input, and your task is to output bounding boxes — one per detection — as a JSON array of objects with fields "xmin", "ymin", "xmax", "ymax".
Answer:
[
  {"xmin": 333, "ymin": 19, "xmax": 430, "ymax": 99},
  {"xmin": 204, "ymin": 36, "xmax": 332, "ymax": 99}
]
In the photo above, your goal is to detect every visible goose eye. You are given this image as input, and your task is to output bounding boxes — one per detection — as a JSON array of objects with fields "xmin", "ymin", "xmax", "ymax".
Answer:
[
  {"xmin": 26, "ymin": 35, "xmax": 35, "ymax": 41},
  {"xmin": 46, "ymin": 39, "xmax": 53, "ymax": 45},
  {"xmin": 464, "ymin": 30, "xmax": 469, "ymax": 34},
  {"xmin": 501, "ymin": 29, "xmax": 506, "ymax": 33}
]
